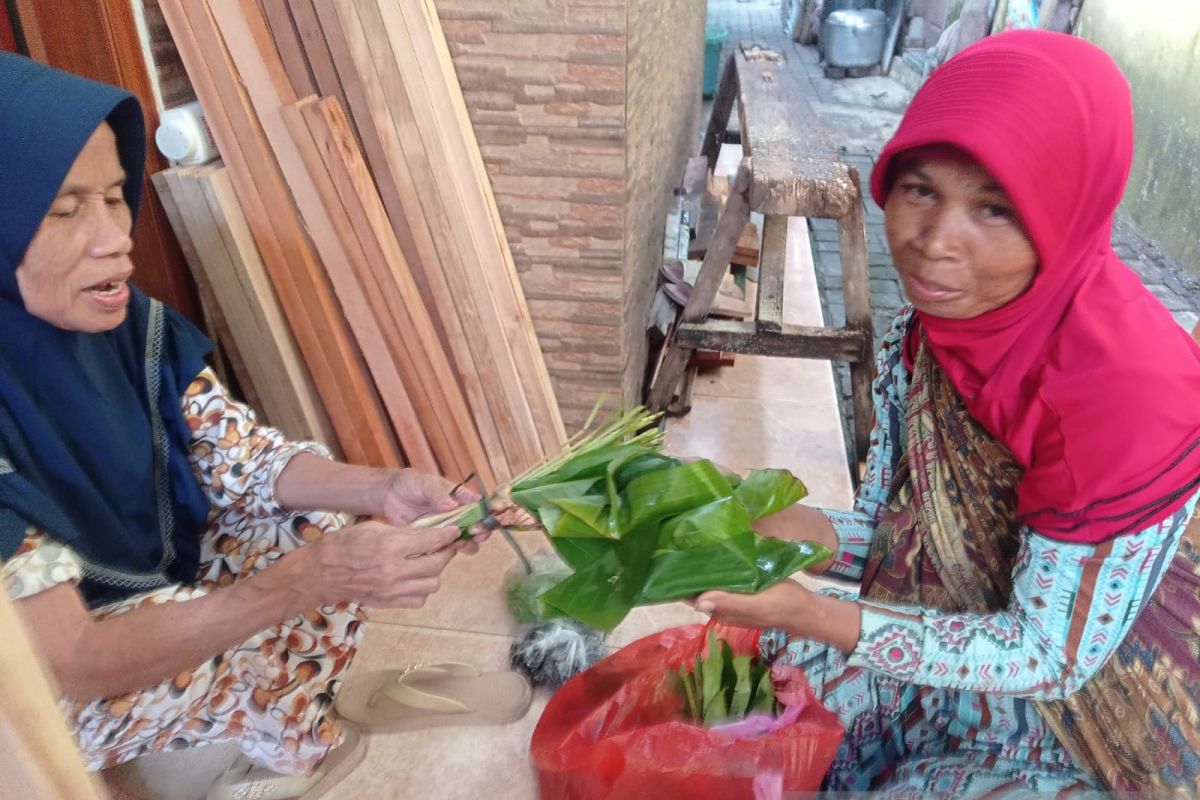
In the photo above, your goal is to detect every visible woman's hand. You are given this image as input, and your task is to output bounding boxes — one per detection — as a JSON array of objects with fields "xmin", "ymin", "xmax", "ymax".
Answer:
[
  {"xmin": 694, "ymin": 580, "xmax": 862, "ymax": 653},
  {"xmin": 300, "ymin": 520, "xmax": 463, "ymax": 608},
  {"xmin": 751, "ymin": 503, "xmax": 839, "ymax": 573},
  {"xmin": 694, "ymin": 580, "xmax": 812, "ymax": 633},
  {"xmin": 380, "ymin": 470, "xmax": 477, "ymax": 525}
]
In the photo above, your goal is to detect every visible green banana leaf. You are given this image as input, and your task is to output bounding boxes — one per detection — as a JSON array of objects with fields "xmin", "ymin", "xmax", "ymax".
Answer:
[
  {"xmin": 538, "ymin": 503, "xmax": 611, "ymax": 540},
  {"xmin": 734, "ymin": 468, "xmax": 808, "ymax": 520},
  {"xmin": 549, "ymin": 496, "xmax": 614, "ymax": 538},
  {"xmin": 623, "ymin": 460, "xmax": 733, "ymax": 528},
  {"xmin": 510, "ymin": 478, "xmax": 602, "ymax": 514},
  {"xmin": 521, "ymin": 444, "xmax": 650, "ymax": 489},
  {"xmin": 751, "ymin": 537, "xmax": 830, "ymax": 590},
  {"xmin": 612, "ymin": 451, "xmax": 681, "ymax": 489},
  {"xmin": 657, "ymin": 496, "xmax": 752, "ymax": 550},
  {"xmin": 500, "ymin": 445, "xmax": 824, "ymax": 630},
  {"xmin": 638, "ymin": 535, "xmax": 760, "ymax": 604},
  {"xmin": 551, "ymin": 536, "xmax": 614, "ymax": 571},
  {"xmin": 638, "ymin": 534, "xmax": 832, "ymax": 605},
  {"xmin": 541, "ymin": 519, "xmax": 659, "ymax": 630}
]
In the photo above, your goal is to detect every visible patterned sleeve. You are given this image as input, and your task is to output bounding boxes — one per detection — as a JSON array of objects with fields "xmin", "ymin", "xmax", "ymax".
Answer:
[
  {"xmin": 819, "ymin": 307, "xmax": 913, "ymax": 582},
  {"xmin": 846, "ymin": 489, "xmax": 1200, "ymax": 700},
  {"xmin": 2, "ymin": 529, "xmax": 83, "ymax": 601},
  {"xmin": 184, "ymin": 368, "xmax": 334, "ymax": 517}
]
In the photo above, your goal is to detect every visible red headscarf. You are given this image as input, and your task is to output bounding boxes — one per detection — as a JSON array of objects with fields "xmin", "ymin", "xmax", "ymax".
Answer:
[{"xmin": 871, "ymin": 30, "xmax": 1200, "ymax": 542}]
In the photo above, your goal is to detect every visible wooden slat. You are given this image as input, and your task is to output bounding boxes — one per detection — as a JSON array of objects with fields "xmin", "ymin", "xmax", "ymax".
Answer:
[
  {"xmin": 260, "ymin": 0, "xmax": 315, "ymax": 95},
  {"xmin": 160, "ymin": 0, "xmax": 400, "ymax": 468},
  {"xmin": 755, "ymin": 214, "xmax": 787, "ymax": 333},
  {"xmin": 394, "ymin": 0, "xmax": 564, "ymax": 454},
  {"xmin": 675, "ymin": 318, "xmax": 869, "ymax": 361},
  {"xmin": 352, "ymin": 0, "xmax": 542, "ymax": 473},
  {"xmin": 197, "ymin": 168, "xmax": 342, "ymax": 451},
  {"xmin": 681, "ymin": 162, "xmax": 753, "ymax": 325},
  {"xmin": 288, "ymin": 0, "xmax": 345, "ymax": 106},
  {"xmin": 310, "ymin": 0, "xmax": 436, "ymax": 330},
  {"xmin": 280, "ymin": 96, "xmax": 438, "ymax": 471},
  {"xmin": 151, "ymin": 170, "xmax": 251, "ymax": 403},
  {"xmin": 836, "ymin": 164, "xmax": 874, "ymax": 462},
  {"xmin": 647, "ymin": 163, "xmax": 753, "ymax": 411},
  {"xmin": 205, "ymin": 0, "xmax": 433, "ymax": 469},
  {"xmin": 162, "ymin": 165, "xmax": 342, "ymax": 450},
  {"xmin": 334, "ymin": 0, "xmax": 523, "ymax": 478},
  {"xmin": 701, "ymin": 52, "xmax": 738, "ymax": 171},
  {"xmin": 302, "ymin": 96, "xmax": 490, "ymax": 484}
]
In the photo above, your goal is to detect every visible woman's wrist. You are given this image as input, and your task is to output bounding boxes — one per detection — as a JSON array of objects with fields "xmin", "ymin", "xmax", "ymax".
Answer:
[
  {"xmin": 275, "ymin": 453, "xmax": 395, "ymax": 518},
  {"xmin": 752, "ymin": 503, "xmax": 839, "ymax": 572},
  {"xmin": 786, "ymin": 593, "xmax": 862, "ymax": 654}
]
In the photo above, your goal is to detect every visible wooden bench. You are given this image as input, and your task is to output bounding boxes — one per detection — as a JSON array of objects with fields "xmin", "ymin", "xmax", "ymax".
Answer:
[{"xmin": 647, "ymin": 39, "xmax": 876, "ymax": 464}]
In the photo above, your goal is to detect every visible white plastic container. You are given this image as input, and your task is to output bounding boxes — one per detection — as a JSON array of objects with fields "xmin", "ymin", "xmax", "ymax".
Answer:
[{"xmin": 155, "ymin": 101, "xmax": 218, "ymax": 166}]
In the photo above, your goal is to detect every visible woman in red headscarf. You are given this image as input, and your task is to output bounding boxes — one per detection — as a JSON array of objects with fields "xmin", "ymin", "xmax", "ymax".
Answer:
[{"xmin": 697, "ymin": 30, "xmax": 1200, "ymax": 792}]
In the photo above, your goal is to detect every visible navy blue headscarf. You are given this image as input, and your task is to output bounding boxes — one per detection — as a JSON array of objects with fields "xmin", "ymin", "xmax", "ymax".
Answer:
[{"xmin": 0, "ymin": 52, "xmax": 213, "ymax": 607}]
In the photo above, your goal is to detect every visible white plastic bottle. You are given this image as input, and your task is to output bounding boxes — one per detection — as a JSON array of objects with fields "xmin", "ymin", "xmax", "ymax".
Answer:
[{"xmin": 155, "ymin": 100, "xmax": 218, "ymax": 166}]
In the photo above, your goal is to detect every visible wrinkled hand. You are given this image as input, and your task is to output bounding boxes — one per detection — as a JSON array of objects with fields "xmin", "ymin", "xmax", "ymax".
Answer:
[
  {"xmin": 380, "ymin": 469, "xmax": 477, "ymax": 525},
  {"xmin": 692, "ymin": 579, "xmax": 811, "ymax": 633},
  {"xmin": 307, "ymin": 520, "xmax": 461, "ymax": 608}
]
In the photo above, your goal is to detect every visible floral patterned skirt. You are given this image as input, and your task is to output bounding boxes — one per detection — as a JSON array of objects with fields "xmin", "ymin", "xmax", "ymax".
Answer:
[{"xmin": 67, "ymin": 504, "xmax": 367, "ymax": 776}]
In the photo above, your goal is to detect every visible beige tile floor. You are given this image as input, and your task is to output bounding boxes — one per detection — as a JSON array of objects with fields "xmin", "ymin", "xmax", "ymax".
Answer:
[{"xmin": 109, "ymin": 178, "xmax": 854, "ymax": 800}]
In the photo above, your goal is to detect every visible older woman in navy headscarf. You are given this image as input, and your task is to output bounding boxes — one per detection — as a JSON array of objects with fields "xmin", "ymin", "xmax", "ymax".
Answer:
[{"xmin": 0, "ymin": 52, "xmax": 512, "ymax": 797}]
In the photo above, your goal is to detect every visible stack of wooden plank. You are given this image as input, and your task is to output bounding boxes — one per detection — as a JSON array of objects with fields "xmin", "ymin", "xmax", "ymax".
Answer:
[{"xmin": 156, "ymin": 0, "xmax": 565, "ymax": 483}]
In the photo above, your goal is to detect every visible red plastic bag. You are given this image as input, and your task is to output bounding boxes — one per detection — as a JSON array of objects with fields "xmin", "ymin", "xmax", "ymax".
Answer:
[{"xmin": 531, "ymin": 623, "xmax": 843, "ymax": 799}]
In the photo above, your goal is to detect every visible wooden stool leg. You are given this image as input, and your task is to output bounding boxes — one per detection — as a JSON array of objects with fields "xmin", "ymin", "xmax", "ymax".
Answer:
[
  {"xmin": 647, "ymin": 163, "xmax": 753, "ymax": 411},
  {"xmin": 755, "ymin": 214, "xmax": 788, "ymax": 333},
  {"xmin": 836, "ymin": 167, "xmax": 875, "ymax": 464},
  {"xmin": 701, "ymin": 53, "xmax": 739, "ymax": 171}
]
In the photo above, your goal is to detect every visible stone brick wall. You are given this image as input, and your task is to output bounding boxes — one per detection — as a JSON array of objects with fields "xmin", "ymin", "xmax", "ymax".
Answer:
[
  {"xmin": 435, "ymin": 0, "xmax": 626, "ymax": 432},
  {"xmin": 623, "ymin": 0, "xmax": 705, "ymax": 406},
  {"xmin": 436, "ymin": 0, "xmax": 704, "ymax": 430}
]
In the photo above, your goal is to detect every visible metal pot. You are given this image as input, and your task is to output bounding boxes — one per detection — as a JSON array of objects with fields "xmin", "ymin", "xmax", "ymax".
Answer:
[
  {"xmin": 823, "ymin": 9, "xmax": 888, "ymax": 69},
  {"xmin": 820, "ymin": 0, "xmax": 879, "ymax": 21}
]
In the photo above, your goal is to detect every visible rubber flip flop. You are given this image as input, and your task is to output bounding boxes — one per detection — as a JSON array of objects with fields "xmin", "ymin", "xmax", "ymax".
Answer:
[
  {"xmin": 659, "ymin": 259, "xmax": 687, "ymax": 285},
  {"xmin": 333, "ymin": 662, "xmax": 533, "ymax": 734},
  {"xmin": 663, "ymin": 281, "xmax": 751, "ymax": 318},
  {"xmin": 206, "ymin": 722, "xmax": 367, "ymax": 800}
]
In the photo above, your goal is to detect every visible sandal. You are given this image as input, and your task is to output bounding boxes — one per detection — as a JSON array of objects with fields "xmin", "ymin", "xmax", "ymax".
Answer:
[
  {"xmin": 206, "ymin": 722, "xmax": 366, "ymax": 800},
  {"xmin": 333, "ymin": 662, "xmax": 533, "ymax": 733}
]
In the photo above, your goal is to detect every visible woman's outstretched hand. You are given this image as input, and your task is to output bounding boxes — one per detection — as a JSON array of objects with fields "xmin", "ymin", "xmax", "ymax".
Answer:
[
  {"xmin": 694, "ymin": 580, "xmax": 811, "ymax": 633},
  {"xmin": 693, "ymin": 580, "xmax": 862, "ymax": 653}
]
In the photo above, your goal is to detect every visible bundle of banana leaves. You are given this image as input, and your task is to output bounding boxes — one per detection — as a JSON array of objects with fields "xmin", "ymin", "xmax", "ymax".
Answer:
[{"xmin": 421, "ymin": 407, "xmax": 830, "ymax": 630}]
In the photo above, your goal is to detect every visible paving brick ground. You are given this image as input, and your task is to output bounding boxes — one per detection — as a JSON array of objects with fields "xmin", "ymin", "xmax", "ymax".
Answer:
[{"xmin": 705, "ymin": 0, "xmax": 1200, "ymax": 466}]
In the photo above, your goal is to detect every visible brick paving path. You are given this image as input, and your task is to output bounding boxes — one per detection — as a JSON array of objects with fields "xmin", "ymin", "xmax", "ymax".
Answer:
[{"xmin": 704, "ymin": 0, "xmax": 1200, "ymax": 466}]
